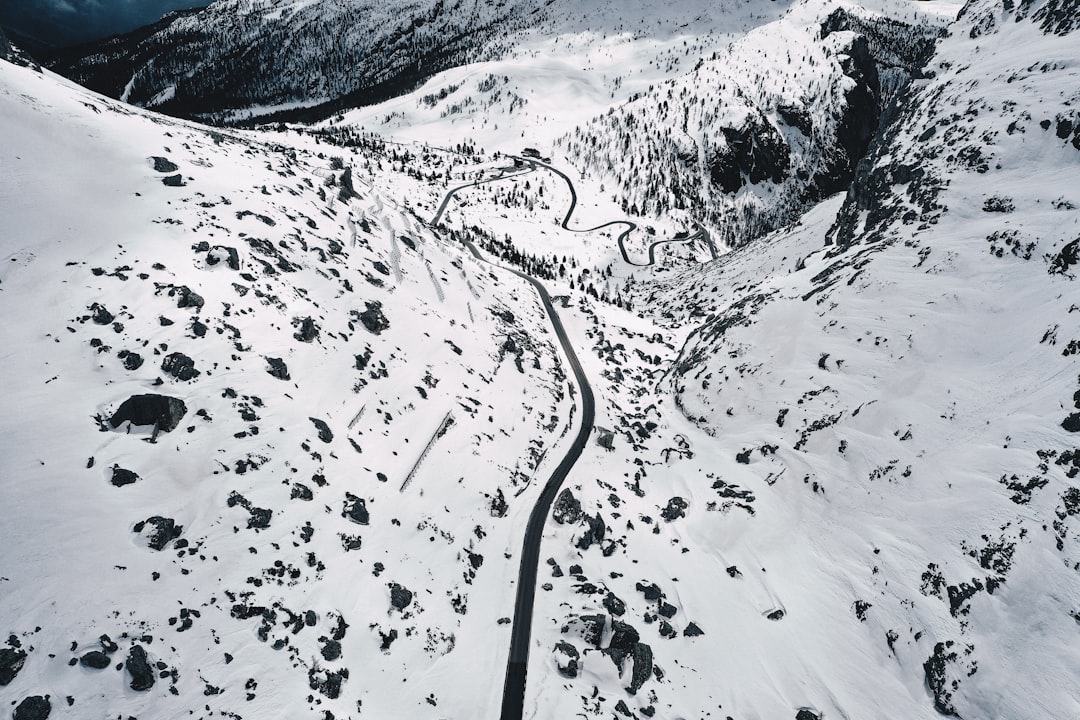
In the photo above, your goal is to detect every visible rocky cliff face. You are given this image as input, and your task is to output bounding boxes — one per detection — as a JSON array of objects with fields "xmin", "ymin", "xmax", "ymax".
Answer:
[{"xmin": 559, "ymin": 1, "xmax": 946, "ymax": 248}]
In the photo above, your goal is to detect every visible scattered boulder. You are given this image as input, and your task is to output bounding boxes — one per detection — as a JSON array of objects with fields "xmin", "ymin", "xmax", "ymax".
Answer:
[
  {"xmin": 110, "ymin": 466, "xmax": 140, "ymax": 487},
  {"xmin": 161, "ymin": 352, "xmax": 199, "ymax": 381},
  {"xmin": 150, "ymin": 156, "xmax": 178, "ymax": 173},
  {"xmin": 574, "ymin": 614, "xmax": 606, "ymax": 648},
  {"xmin": 162, "ymin": 173, "xmax": 185, "ymax": 187},
  {"xmin": 660, "ymin": 496, "xmax": 688, "ymax": 521},
  {"xmin": 796, "ymin": 710, "xmax": 822, "ymax": 720},
  {"xmin": 118, "ymin": 350, "xmax": 144, "ymax": 370},
  {"xmin": 389, "ymin": 583, "xmax": 413, "ymax": 611},
  {"xmin": 552, "ymin": 488, "xmax": 582, "ymax": 524},
  {"xmin": 554, "ymin": 641, "xmax": 579, "ymax": 678},
  {"xmin": 310, "ymin": 417, "xmax": 333, "ymax": 443},
  {"xmin": 683, "ymin": 622, "xmax": 704, "ymax": 637},
  {"xmin": 13, "ymin": 695, "xmax": 50, "ymax": 720},
  {"xmin": 358, "ymin": 301, "xmax": 389, "ymax": 334},
  {"xmin": 206, "ymin": 245, "xmax": 240, "ymax": 270},
  {"xmin": 98, "ymin": 635, "xmax": 118, "ymax": 653},
  {"xmin": 320, "ymin": 639, "xmax": 342, "ymax": 662},
  {"xmin": 89, "ymin": 303, "xmax": 114, "ymax": 325},
  {"xmin": 79, "ymin": 650, "xmax": 110, "ymax": 669},
  {"xmin": 109, "ymin": 394, "xmax": 187, "ymax": 433},
  {"xmin": 343, "ymin": 494, "xmax": 369, "ymax": 525},
  {"xmin": 133, "ymin": 516, "xmax": 183, "ymax": 550},
  {"xmin": 603, "ymin": 592, "xmax": 626, "ymax": 617},
  {"xmin": 576, "ymin": 513, "xmax": 606, "ymax": 551},
  {"xmin": 125, "ymin": 645, "xmax": 155, "ymax": 691},
  {"xmin": 293, "ymin": 316, "xmax": 319, "ymax": 342},
  {"xmin": 266, "ymin": 357, "xmax": 290, "ymax": 380}
]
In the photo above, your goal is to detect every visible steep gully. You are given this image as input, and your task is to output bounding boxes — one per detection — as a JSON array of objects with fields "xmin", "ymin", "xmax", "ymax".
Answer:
[{"xmin": 430, "ymin": 157, "xmax": 706, "ymax": 720}]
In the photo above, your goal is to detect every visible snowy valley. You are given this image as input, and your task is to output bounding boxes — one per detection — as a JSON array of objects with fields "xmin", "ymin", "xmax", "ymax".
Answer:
[{"xmin": 1, "ymin": 1, "xmax": 1079, "ymax": 720}]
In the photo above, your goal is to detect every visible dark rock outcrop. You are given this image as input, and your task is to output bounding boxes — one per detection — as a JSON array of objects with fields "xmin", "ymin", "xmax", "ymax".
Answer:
[
  {"xmin": 109, "ymin": 394, "xmax": 187, "ymax": 432},
  {"xmin": 125, "ymin": 645, "xmax": 155, "ymax": 691},
  {"xmin": 923, "ymin": 641, "xmax": 960, "ymax": 716},
  {"xmin": 162, "ymin": 173, "xmax": 184, "ymax": 187}
]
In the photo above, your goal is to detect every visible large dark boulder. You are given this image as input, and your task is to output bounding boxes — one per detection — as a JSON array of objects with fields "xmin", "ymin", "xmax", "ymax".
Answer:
[
  {"xmin": 79, "ymin": 650, "xmax": 111, "ymax": 669},
  {"xmin": 627, "ymin": 642, "xmax": 653, "ymax": 694},
  {"xmin": 109, "ymin": 394, "xmax": 187, "ymax": 432},
  {"xmin": 0, "ymin": 643, "xmax": 27, "ymax": 685},
  {"xmin": 125, "ymin": 645, "xmax": 155, "ymax": 691},
  {"xmin": 604, "ymin": 620, "xmax": 640, "ymax": 669},
  {"xmin": 150, "ymin": 156, "xmax": 178, "ymax": 173},
  {"xmin": 13, "ymin": 695, "xmax": 50, "ymax": 720}
]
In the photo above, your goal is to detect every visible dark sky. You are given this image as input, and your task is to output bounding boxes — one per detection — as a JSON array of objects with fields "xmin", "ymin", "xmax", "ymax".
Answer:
[{"xmin": 0, "ymin": 0, "xmax": 211, "ymax": 47}]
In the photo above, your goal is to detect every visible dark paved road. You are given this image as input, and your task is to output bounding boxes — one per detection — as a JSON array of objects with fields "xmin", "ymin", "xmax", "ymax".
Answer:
[{"xmin": 429, "ymin": 155, "xmax": 713, "ymax": 720}]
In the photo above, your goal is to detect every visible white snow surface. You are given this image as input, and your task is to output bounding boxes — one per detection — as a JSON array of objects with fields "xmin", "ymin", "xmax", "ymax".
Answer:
[{"xmin": 3, "ymin": 0, "xmax": 1080, "ymax": 719}]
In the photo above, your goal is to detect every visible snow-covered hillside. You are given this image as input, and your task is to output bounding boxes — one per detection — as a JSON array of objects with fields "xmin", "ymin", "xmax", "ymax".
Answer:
[
  {"xmin": 0, "ymin": 59, "xmax": 579, "ymax": 720},
  {"xmin": 3, "ymin": 0, "xmax": 1080, "ymax": 719},
  {"xmin": 514, "ymin": 1, "xmax": 1080, "ymax": 718}
]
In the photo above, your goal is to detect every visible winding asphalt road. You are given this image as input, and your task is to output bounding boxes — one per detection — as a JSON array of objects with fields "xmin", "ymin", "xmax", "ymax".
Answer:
[{"xmin": 429, "ymin": 156, "xmax": 713, "ymax": 720}]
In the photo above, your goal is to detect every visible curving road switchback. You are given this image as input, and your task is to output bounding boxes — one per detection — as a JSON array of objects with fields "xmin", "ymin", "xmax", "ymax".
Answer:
[{"xmin": 429, "ymin": 154, "xmax": 713, "ymax": 720}]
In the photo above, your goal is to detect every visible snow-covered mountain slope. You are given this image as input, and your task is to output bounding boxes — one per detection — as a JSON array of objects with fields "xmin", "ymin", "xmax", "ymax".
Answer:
[
  {"xmin": 501, "ymin": 1, "xmax": 1080, "ymax": 718},
  {"xmin": 40, "ymin": 0, "xmax": 793, "ymax": 126},
  {"xmin": 559, "ymin": 0, "xmax": 952, "ymax": 248},
  {"xmin": 0, "ymin": 60, "xmax": 581, "ymax": 720},
  {"xmin": 4, "ymin": 0, "xmax": 1080, "ymax": 719}
]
